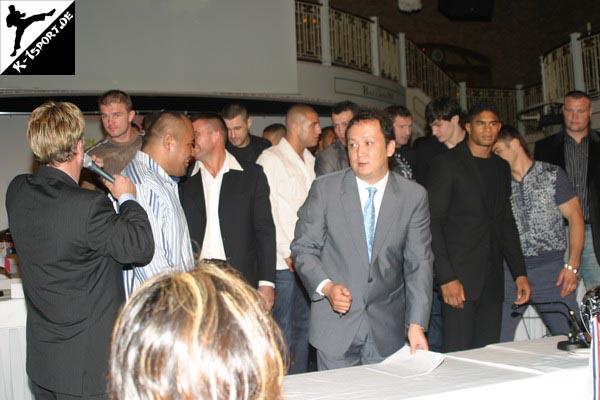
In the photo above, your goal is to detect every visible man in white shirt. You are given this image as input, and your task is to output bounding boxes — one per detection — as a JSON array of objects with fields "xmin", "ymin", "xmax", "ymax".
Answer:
[
  {"xmin": 179, "ymin": 112, "xmax": 276, "ymax": 309},
  {"xmin": 291, "ymin": 110, "xmax": 433, "ymax": 370},
  {"xmin": 257, "ymin": 104, "xmax": 322, "ymax": 374}
]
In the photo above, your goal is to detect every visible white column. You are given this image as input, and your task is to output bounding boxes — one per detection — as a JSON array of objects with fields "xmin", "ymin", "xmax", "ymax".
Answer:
[
  {"xmin": 370, "ymin": 16, "xmax": 380, "ymax": 77},
  {"xmin": 398, "ymin": 33, "xmax": 407, "ymax": 87},
  {"xmin": 540, "ymin": 56, "xmax": 548, "ymax": 105},
  {"xmin": 570, "ymin": 32, "xmax": 585, "ymax": 91},
  {"xmin": 319, "ymin": 0, "xmax": 331, "ymax": 66},
  {"xmin": 515, "ymin": 84, "xmax": 525, "ymax": 133},
  {"xmin": 459, "ymin": 81, "xmax": 468, "ymax": 111}
]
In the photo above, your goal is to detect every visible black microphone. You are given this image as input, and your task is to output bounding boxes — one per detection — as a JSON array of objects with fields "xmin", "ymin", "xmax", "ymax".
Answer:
[
  {"xmin": 83, "ymin": 153, "xmax": 115, "ymax": 183},
  {"xmin": 512, "ymin": 300, "xmax": 589, "ymax": 349}
]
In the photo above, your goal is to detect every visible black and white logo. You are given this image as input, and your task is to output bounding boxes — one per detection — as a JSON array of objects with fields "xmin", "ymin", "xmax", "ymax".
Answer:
[{"xmin": 1, "ymin": 1, "xmax": 75, "ymax": 75}]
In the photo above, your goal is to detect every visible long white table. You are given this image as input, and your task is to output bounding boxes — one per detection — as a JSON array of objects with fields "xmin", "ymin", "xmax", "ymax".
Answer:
[{"xmin": 284, "ymin": 336, "xmax": 591, "ymax": 399}]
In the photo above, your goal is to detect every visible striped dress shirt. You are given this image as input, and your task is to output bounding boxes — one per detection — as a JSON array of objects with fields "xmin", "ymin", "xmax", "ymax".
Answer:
[
  {"xmin": 564, "ymin": 134, "xmax": 589, "ymax": 221},
  {"xmin": 121, "ymin": 151, "xmax": 195, "ymax": 296}
]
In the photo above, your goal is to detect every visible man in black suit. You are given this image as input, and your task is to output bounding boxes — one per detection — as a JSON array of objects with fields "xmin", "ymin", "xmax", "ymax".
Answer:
[
  {"xmin": 427, "ymin": 100, "xmax": 531, "ymax": 352},
  {"xmin": 535, "ymin": 90, "xmax": 600, "ymax": 289},
  {"xmin": 385, "ymin": 105, "xmax": 416, "ymax": 180},
  {"xmin": 179, "ymin": 112, "xmax": 276, "ymax": 310},
  {"xmin": 6, "ymin": 101, "xmax": 154, "ymax": 399},
  {"xmin": 222, "ymin": 103, "xmax": 271, "ymax": 163}
]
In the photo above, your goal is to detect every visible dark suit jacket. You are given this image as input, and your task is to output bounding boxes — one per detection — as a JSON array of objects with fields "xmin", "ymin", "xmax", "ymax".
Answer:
[
  {"xmin": 226, "ymin": 134, "xmax": 271, "ymax": 163},
  {"xmin": 292, "ymin": 169, "xmax": 433, "ymax": 357},
  {"xmin": 534, "ymin": 129, "xmax": 600, "ymax": 262},
  {"xmin": 427, "ymin": 142, "xmax": 527, "ymax": 301},
  {"xmin": 5, "ymin": 166, "xmax": 154, "ymax": 396},
  {"xmin": 179, "ymin": 160, "xmax": 276, "ymax": 286}
]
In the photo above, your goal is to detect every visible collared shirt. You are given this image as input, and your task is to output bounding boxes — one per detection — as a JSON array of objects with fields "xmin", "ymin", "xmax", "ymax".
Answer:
[
  {"xmin": 564, "ymin": 134, "xmax": 589, "ymax": 221},
  {"xmin": 122, "ymin": 151, "xmax": 194, "ymax": 296},
  {"xmin": 192, "ymin": 151, "xmax": 242, "ymax": 261},
  {"xmin": 356, "ymin": 172, "xmax": 389, "ymax": 225},
  {"xmin": 316, "ymin": 172, "xmax": 389, "ymax": 295},
  {"xmin": 257, "ymin": 137, "xmax": 315, "ymax": 270}
]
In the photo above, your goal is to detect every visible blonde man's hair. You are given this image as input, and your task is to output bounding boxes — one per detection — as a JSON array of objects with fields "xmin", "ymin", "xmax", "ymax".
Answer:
[
  {"xmin": 109, "ymin": 261, "xmax": 287, "ymax": 400},
  {"xmin": 27, "ymin": 101, "xmax": 85, "ymax": 164}
]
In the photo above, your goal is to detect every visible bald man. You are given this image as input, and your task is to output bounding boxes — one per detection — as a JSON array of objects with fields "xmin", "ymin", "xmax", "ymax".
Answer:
[
  {"xmin": 122, "ymin": 111, "xmax": 196, "ymax": 296},
  {"xmin": 257, "ymin": 104, "xmax": 321, "ymax": 374}
]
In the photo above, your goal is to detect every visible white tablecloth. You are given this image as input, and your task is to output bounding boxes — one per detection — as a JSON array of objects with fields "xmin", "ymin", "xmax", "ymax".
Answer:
[
  {"xmin": 0, "ymin": 296, "xmax": 32, "ymax": 400},
  {"xmin": 284, "ymin": 336, "xmax": 591, "ymax": 399}
]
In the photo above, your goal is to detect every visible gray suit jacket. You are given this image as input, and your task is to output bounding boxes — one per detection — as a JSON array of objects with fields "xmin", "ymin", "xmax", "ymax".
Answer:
[
  {"xmin": 291, "ymin": 169, "xmax": 433, "ymax": 357},
  {"xmin": 315, "ymin": 140, "xmax": 349, "ymax": 176}
]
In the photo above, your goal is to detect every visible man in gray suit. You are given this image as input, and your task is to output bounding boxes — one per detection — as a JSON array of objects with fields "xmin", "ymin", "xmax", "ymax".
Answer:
[{"xmin": 292, "ymin": 110, "xmax": 433, "ymax": 370}]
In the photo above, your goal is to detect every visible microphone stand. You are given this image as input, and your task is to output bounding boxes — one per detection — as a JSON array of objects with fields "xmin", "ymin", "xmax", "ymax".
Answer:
[{"xmin": 512, "ymin": 300, "xmax": 589, "ymax": 350}]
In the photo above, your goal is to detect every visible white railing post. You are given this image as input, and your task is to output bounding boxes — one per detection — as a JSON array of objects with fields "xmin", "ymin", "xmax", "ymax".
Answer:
[
  {"xmin": 515, "ymin": 84, "xmax": 525, "ymax": 133},
  {"xmin": 570, "ymin": 32, "xmax": 585, "ymax": 91},
  {"xmin": 398, "ymin": 33, "xmax": 407, "ymax": 87},
  {"xmin": 459, "ymin": 81, "xmax": 468, "ymax": 111},
  {"xmin": 319, "ymin": 0, "xmax": 331, "ymax": 66},
  {"xmin": 370, "ymin": 16, "xmax": 380, "ymax": 77}
]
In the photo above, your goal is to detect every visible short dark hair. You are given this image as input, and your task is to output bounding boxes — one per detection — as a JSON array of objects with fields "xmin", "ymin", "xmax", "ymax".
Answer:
[
  {"xmin": 142, "ymin": 111, "xmax": 188, "ymax": 148},
  {"xmin": 497, "ymin": 125, "xmax": 530, "ymax": 158},
  {"xmin": 385, "ymin": 105, "xmax": 412, "ymax": 119},
  {"xmin": 466, "ymin": 100, "xmax": 499, "ymax": 124},
  {"xmin": 189, "ymin": 112, "xmax": 228, "ymax": 142},
  {"xmin": 346, "ymin": 110, "xmax": 394, "ymax": 145},
  {"xmin": 221, "ymin": 103, "xmax": 249, "ymax": 121},
  {"xmin": 98, "ymin": 89, "xmax": 133, "ymax": 111},
  {"xmin": 332, "ymin": 101, "xmax": 359, "ymax": 117},
  {"xmin": 263, "ymin": 123, "xmax": 286, "ymax": 134},
  {"xmin": 425, "ymin": 96, "xmax": 462, "ymax": 124},
  {"xmin": 564, "ymin": 90, "xmax": 591, "ymax": 103}
]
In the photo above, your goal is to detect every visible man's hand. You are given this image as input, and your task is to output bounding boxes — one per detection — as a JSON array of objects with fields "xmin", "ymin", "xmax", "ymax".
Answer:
[
  {"xmin": 257, "ymin": 286, "xmax": 275, "ymax": 311},
  {"xmin": 104, "ymin": 174, "xmax": 136, "ymax": 199},
  {"xmin": 514, "ymin": 276, "xmax": 531, "ymax": 305},
  {"xmin": 407, "ymin": 324, "xmax": 429, "ymax": 354},
  {"xmin": 284, "ymin": 257, "xmax": 295, "ymax": 273},
  {"xmin": 322, "ymin": 282, "xmax": 352, "ymax": 314},
  {"xmin": 556, "ymin": 268, "xmax": 578, "ymax": 298},
  {"xmin": 91, "ymin": 155, "xmax": 104, "ymax": 169},
  {"xmin": 441, "ymin": 280, "xmax": 465, "ymax": 308}
]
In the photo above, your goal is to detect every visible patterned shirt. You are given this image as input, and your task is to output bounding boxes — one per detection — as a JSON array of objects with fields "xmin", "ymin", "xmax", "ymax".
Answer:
[
  {"xmin": 121, "ymin": 151, "xmax": 194, "ymax": 296},
  {"xmin": 510, "ymin": 161, "xmax": 576, "ymax": 257}
]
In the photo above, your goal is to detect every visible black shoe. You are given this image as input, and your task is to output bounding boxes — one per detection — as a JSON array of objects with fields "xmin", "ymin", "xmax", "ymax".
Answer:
[{"xmin": 47, "ymin": 9, "xmax": 55, "ymax": 17}]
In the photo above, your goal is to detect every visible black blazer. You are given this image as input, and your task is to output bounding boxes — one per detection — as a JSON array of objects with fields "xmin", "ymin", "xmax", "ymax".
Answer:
[
  {"xmin": 534, "ymin": 130, "xmax": 600, "ymax": 262},
  {"xmin": 5, "ymin": 166, "xmax": 154, "ymax": 396},
  {"xmin": 179, "ymin": 160, "xmax": 276, "ymax": 286},
  {"xmin": 427, "ymin": 142, "xmax": 526, "ymax": 301}
]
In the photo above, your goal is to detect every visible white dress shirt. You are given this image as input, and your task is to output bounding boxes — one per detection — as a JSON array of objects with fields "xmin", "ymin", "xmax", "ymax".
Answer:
[
  {"xmin": 191, "ymin": 151, "xmax": 274, "ymax": 287},
  {"xmin": 257, "ymin": 137, "xmax": 316, "ymax": 270},
  {"xmin": 191, "ymin": 151, "xmax": 242, "ymax": 261},
  {"xmin": 316, "ymin": 172, "xmax": 389, "ymax": 295}
]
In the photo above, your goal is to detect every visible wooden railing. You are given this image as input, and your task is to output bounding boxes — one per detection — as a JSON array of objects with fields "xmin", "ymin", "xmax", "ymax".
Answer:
[
  {"xmin": 296, "ymin": 1, "xmax": 322, "ymax": 62},
  {"xmin": 581, "ymin": 32, "xmax": 600, "ymax": 98},
  {"xmin": 378, "ymin": 26, "xmax": 399, "ymax": 82},
  {"xmin": 329, "ymin": 7, "xmax": 372, "ymax": 72}
]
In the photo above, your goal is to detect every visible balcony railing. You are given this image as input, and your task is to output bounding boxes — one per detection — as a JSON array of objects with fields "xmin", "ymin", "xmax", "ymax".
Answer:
[
  {"xmin": 378, "ymin": 26, "xmax": 400, "ymax": 82},
  {"xmin": 329, "ymin": 8, "xmax": 372, "ymax": 72},
  {"xmin": 294, "ymin": 1, "xmax": 599, "ymax": 132},
  {"xmin": 542, "ymin": 31, "xmax": 600, "ymax": 103},
  {"xmin": 406, "ymin": 40, "xmax": 459, "ymax": 100}
]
